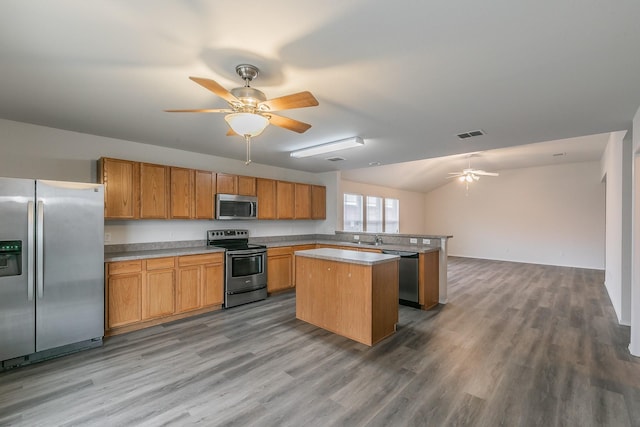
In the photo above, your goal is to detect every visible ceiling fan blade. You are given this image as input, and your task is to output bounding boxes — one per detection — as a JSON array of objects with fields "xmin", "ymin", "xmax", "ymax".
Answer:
[
  {"xmin": 446, "ymin": 174, "xmax": 464, "ymax": 179},
  {"xmin": 474, "ymin": 170, "xmax": 499, "ymax": 176},
  {"xmin": 266, "ymin": 113, "xmax": 312, "ymax": 133},
  {"xmin": 164, "ymin": 108, "xmax": 233, "ymax": 113},
  {"xmin": 226, "ymin": 128, "xmax": 238, "ymax": 136},
  {"xmin": 189, "ymin": 77, "xmax": 240, "ymax": 105},
  {"xmin": 259, "ymin": 91, "xmax": 319, "ymax": 112}
]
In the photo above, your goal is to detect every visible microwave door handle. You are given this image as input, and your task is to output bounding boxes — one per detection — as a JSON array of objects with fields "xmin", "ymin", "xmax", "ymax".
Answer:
[
  {"xmin": 27, "ymin": 201, "xmax": 34, "ymax": 301},
  {"xmin": 250, "ymin": 201, "xmax": 255, "ymax": 218}
]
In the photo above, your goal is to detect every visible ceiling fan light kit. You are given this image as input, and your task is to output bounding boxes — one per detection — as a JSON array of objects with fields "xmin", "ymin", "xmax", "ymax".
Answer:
[
  {"xmin": 224, "ymin": 113, "xmax": 269, "ymax": 137},
  {"xmin": 166, "ymin": 64, "xmax": 318, "ymax": 165},
  {"xmin": 290, "ymin": 136, "xmax": 364, "ymax": 158}
]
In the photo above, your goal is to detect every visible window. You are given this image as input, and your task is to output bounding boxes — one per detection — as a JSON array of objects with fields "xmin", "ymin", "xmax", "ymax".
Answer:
[
  {"xmin": 343, "ymin": 193, "xmax": 400, "ymax": 233},
  {"xmin": 365, "ymin": 196, "xmax": 383, "ymax": 232},
  {"xmin": 343, "ymin": 193, "xmax": 363, "ymax": 231},
  {"xmin": 384, "ymin": 198, "xmax": 399, "ymax": 233}
]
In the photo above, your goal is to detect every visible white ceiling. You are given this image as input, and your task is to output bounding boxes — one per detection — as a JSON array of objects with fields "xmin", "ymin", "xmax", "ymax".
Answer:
[{"xmin": 1, "ymin": 1, "xmax": 638, "ymax": 183}]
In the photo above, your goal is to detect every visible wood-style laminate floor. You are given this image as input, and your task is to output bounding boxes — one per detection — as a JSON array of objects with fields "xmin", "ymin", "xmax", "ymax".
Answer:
[{"xmin": 1, "ymin": 257, "xmax": 639, "ymax": 426}]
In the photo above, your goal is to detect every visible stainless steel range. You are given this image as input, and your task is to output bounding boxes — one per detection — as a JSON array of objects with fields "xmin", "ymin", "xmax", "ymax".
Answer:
[{"xmin": 207, "ymin": 229, "xmax": 267, "ymax": 308}]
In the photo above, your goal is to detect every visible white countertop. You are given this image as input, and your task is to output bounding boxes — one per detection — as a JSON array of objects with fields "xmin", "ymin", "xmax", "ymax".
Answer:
[{"xmin": 294, "ymin": 248, "xmax": 399, "ymax": 266}]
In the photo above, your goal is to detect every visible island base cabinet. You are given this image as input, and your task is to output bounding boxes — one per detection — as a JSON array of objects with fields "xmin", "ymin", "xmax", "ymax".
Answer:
[{"xmin": 295, "ymin": 256, "xmax": 398, "ymax": 346}]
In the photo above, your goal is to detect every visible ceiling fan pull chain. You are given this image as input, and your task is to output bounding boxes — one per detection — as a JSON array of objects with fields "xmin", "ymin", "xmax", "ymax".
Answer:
[{"xmin": 245, "ymin": 135, "xmax": 252, "ymax": 165}]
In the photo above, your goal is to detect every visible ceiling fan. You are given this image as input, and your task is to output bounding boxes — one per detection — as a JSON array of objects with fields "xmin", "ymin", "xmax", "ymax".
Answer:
[
  {"xmin": 165, "ymin": 64, "xmax": 319, "ymax": 164},
  {"xmin": 447, "ymin": 158, "xmax": 499, "ymax": 183}
]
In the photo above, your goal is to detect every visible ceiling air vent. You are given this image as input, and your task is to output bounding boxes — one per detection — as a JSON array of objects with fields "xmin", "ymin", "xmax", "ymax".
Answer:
[
  {"xmin": 326, "ymin": 156, "xmax": 345, "ymax": 162},
  {"xmin": 456, "ymin": 129, "xmax": 485, "ymax": 140}
]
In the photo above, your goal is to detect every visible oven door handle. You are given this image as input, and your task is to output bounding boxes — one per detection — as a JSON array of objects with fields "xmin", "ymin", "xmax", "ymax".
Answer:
[{"xmin": 227, "ymin": 249, "xmax": 266, "ymax": 257}]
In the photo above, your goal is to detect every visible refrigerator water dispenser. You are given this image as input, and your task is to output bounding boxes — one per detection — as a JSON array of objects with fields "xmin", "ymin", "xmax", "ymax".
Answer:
[{"xmin": 0, "ymin": 240, "xmax": 22, "ymax": 277}]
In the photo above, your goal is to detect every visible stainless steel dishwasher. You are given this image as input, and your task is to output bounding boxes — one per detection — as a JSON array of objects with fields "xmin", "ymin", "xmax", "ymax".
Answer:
[{"xmin": 382, "ymin": 250, "xmax": 420, "ymax": 308}]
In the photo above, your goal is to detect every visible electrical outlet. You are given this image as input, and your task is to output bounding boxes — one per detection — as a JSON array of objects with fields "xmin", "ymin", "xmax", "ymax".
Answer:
[
  {"xmin": 353, "ymin": 235, "xmax": 359, "ymax": 240},
  {"xmin": 409, "ymin": 238, "xmax": 417, "ymax": 244},
  {"xmin": 422, "ymin": 239, "xmax": 431, "ymax": 245},
  {"xmin": 104, "ymin": 232, "xmax": 111, "ymax": 242}
]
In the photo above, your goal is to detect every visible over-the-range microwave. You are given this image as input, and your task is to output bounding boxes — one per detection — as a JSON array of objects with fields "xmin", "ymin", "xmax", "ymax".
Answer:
[{"xmin": 215, "ymin": 194, "xmax": 258, "ymax": 220}]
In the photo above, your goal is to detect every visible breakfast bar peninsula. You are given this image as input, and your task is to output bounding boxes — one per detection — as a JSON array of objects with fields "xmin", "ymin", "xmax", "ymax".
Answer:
[{"xmin": 295, "ymin": 248, "xmax": 400, "ymax": 346}]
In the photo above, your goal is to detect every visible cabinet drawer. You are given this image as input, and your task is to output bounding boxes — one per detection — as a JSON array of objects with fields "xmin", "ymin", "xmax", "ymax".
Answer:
[
  {"xmin": 107, "ymin": 260, "xmax": 142, "ymax": 275},
  {"xmin": 178, "ymin": 253, "xmax": 223, "ymax": 267},
  {"xmin": 145, "ymin": 257, "xmax": 175, "ymax": 271},
  {"xmin": 292, "ymin": 244, "xmax": 316, "ymax": 252},
  {"xmin": 268, "ymin": 246, "xmax": 293, "ymax": 257}
]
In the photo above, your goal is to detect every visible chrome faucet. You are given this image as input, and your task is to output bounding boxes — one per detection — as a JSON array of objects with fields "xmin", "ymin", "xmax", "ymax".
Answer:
[{"xmin": 374, "ymin": 235, "xmax": 383, "ymax": 245}]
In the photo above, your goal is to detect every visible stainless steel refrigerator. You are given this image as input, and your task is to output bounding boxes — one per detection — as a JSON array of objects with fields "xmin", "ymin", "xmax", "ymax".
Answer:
[{"xmin": 0, "ymin": 178, "xmax": 104, "ymax": 367}]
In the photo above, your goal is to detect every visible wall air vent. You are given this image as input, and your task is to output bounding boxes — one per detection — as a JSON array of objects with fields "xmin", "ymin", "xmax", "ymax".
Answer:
[
  {"xmin": 326, "ymin": 157, "xmax": 345, "ymax": 162},
  {"xmin": 456, "ymin": 129, "xmax": 485, "ymax": 140}
]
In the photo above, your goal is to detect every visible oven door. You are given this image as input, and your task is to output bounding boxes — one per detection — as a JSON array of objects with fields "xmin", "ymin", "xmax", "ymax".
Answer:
[{"xmin": 226, "ymin": 249, "xmax": 267, "ymax": 293}]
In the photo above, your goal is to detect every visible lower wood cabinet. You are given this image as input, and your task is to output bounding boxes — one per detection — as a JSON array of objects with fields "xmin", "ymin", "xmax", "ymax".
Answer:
[
  {"xmin": 105, "ymin": 252, "xmax": 224, "ymax": 335},
  {"xmin": 143, "ymin": 257, "xmax": 175, "ymax": 320},
  {"xmin": 267, "ymin": 247, "xmax": 294, "ymax": 293},
  {"xmin": 106, "ymin": 261, "xmax": 143, "ymax": 328}
]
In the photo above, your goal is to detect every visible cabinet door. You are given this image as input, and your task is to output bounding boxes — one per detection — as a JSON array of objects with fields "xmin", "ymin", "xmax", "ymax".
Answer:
[
  {"xmin": 267, "ymin": 247, "xmax": 293, "ymax": 292},
  {"xmin": 216, "ymin": 173, "xmax": 237, "ymax": 194},
  {"xmin": 107, "ymin": 273, "xmax": 142, "ymax": 328},
  {"xmin": 202, "ymin": 261, "xmax": 224, "ymax": 307},
  {"xmin": 256, "ymin": 178, "xmax": 276, "ymax": 219},
  {"xmin": 140, "ymin": 163, "xmax": 169, "ymax": 219},
  {"xmin": 170, "ymin": 167, "xmax": 194, "ymax": 219},
  {"xmin": 100, "ymin": 158, "xmax": 140, "ymax": 219},
  {"xmin": 176, "ymin": 266, "xmax": 201, "ymax": 313},
  {"xmin": 238, "ymin": 176, "xmax": 257, "ymax": 196},
  {"xmin": 143, "ymin": 269, "xmax": 175, "ymax": 319},
  {"xmin": 294, "ymin": 183, "xmax": 311, "ymax": 219},
  {"xmin": 276, "ymin": 181, "xmax": 295, "ymax": 219},
  {"xmin": 311, "ymin": 185, "xmax": 326, "ymax": 219},
  {"xmin": 195, "ymin": 170, "xmax": 215, "ymax": 219}
]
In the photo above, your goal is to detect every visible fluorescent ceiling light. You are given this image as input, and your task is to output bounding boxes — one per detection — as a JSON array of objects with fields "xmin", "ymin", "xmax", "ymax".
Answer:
[{"xmin": 290, "ymin": 136, "xmax": 364, "ymax": 158}]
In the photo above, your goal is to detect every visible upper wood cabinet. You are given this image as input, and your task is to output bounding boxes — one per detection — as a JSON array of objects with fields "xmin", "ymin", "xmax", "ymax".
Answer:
[
  {"xmin": 238, "ymin": 176, "xmax": 257, "ymax": 196},
  {"xmin": 99, "ymin": 157, "xmax": 323, "ymax": 222},
  {"xmin": 170, "ymin": 167, "xmax": 194, "ymax": 219},
  {"xmin": 216, "ymin": 173, "xmax": 237, "ymax": 194},
  {"xmin": 311, "ymin": 185, "xmax": 326, "ymax": 219},
  {"xmin": 216, "ymin": 173, "xmax": 256, "ymax": 196},
  {"xmin": 277, "ymin": 181, "xmax": 295, "ymax": 219},
  {"xmin": 140, "ymin": 163, "xmax": 169, "ymax": 219},
  {"xmin": 194, "ymin": 170, "xmax": 216, "ymax": 219},
  {"xmin": 256, "ymin": 178, "xmax": 277, "ymax": 220},
  {"xmin": 100, "ymin": 158, "xmax": 140, "ymax": 219},
  {"xmin": 294, "ymin": 183, "xmax": 311, "ymax": 219}
]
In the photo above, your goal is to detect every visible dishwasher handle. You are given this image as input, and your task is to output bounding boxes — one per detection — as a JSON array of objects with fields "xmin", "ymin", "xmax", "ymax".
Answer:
[{"xmin": 382, "ymin": 250, "xmax": 419, "ymax": 258}]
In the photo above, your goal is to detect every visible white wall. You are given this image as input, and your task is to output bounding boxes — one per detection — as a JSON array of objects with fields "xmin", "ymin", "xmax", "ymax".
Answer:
[
  {"xmin": 424, "ymin": 161, "xmax": 605, "ymax": 269},
  {"xmin": 630, "ymin": 107, "xmax": 640, "ymax": 357},
  {"xmin": 339, "ymin": 179, "xmax": 427, "ymax": 234},
  {"xmin": 0, "ymin": 119, "xmax": 338, "ymax": 243},
  {"xmin": 600, "ymin": 131, "xmax": 632, "ymax": 325}
]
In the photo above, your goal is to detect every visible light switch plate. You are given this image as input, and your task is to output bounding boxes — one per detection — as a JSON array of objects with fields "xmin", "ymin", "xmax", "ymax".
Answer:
[
  {"xmin": 409, "ymin": 238, "xmax": 417, "ymax": 244},
  {"xmin": 104, "ymin": 232, "xmax": 111, "ymax": 242}
]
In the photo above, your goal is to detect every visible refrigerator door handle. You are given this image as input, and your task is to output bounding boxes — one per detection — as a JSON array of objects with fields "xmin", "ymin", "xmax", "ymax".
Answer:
[
  {"xmin": 37, "ymin": 200, "xmax": 44, "ymax": 299},
  {"xmin": 27, "ymin": 201, "xmax": 35, "ymax": 301}
]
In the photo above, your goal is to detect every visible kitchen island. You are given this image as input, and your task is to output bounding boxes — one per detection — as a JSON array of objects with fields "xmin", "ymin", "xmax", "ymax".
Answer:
[{"xmin": 295, "ymin": 248, "xmax": 399, "ymax": 346}]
